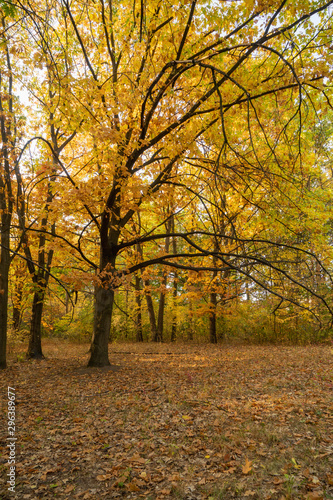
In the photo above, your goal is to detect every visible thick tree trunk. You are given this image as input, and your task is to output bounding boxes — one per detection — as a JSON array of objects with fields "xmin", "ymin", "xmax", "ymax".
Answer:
[
  {"xmin": 88, "ymin": 285, "xmax": 113, "ymax": 366},
  {"xmin": 28, "ymin": 290, "xmax": 45, "ymax": 358}
]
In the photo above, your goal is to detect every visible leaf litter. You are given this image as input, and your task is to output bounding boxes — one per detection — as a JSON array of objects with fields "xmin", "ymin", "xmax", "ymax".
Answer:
[{"xmin": 0, "ymin": 341, "xmax": 332, "ymax": 499}]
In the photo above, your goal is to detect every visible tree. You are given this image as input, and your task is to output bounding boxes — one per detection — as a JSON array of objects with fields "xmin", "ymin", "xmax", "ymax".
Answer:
[
  {"xmin": 12, "ymin": 0, "xmax": 333, "ymax": 367},
  {"xmin": 0, "ymin": 9, "xmax": 26, "ymax": 368}
]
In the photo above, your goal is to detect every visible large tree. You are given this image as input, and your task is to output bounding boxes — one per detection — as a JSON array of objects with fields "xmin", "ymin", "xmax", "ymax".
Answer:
[{"xmin": 12, "ymin": 0, "xmax": 333, "ymax": 366}]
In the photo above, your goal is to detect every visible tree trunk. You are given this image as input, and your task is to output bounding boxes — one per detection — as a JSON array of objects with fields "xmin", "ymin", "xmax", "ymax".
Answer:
[
  {"xmin": 28, "ymin": 289, "xmax": 45, "ymax": 358},
  {"xmin": 156, "ymin": 289, "xmax": 165, "ymax": 342},
  {"xmin": 135, "ymin": 274, "xmax": 143, "ymax": 342},
  {"xmin": 0, "ymin": 221, "xmax": 10, "ymax": 368},
  {"xmin": 155, "ymin": 219, "xmax": 171, "ymax": 342},
  {"xmin": 12, "ymin": 284, "xmax": 23, "ymax": 333},
  {"xmin": 0, "ymin": 16, "xmax": 15, "ymax": 368},
  {"xmin": 209, "ymin": 289, "xmax": 218, "ymax": 344},
  {"xmin": 88, "ymin": 284, "xmax": 113, "ymax": 366},
  {"xmin": 170, "ymin": 215, "xmax": 177, "ymax": 342},
  {"xmin": 27, "ymin": 227, "xmax": 54, "ymax": 359},
  {"xmin": 188, "ymin": 300, "xmax": 194, "ymax": 341},
  {"xmin": 209, "ymin": 246, "xmax": 218, "ymax": 344},
  {"xmin": 144, "ymin": 280, "xmax": 158, "ymax": 341},
  {"xmin": 12, "ymin": 260, "xmax": 25, "ymax": 333},
  {"xmin": 171, "ymin": 275, "xmax": 177, "ymax": 342}
]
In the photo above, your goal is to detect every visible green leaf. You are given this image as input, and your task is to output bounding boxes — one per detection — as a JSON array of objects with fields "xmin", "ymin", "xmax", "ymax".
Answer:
[{"xmin": 0, "ymin": 0, "xmax": 17, "ymax": 17}]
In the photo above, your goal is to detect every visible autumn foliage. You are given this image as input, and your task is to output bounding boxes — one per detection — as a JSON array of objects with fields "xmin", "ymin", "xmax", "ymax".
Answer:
[{"xmin": 0, "ymin": 0, "xmax": 333, "ymax": 368}]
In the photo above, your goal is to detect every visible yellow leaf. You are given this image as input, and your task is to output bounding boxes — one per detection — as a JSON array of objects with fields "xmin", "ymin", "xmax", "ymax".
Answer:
[{"xmin": 242, "ymin": 458, "xmax": 253, "ymax": 475}]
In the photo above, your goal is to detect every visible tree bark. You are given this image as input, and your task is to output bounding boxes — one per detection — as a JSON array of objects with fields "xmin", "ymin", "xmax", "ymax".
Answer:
[
  {"xmin": 12, "ymin": 272, "xmax": 24, "ymax": 333},
  {"xmin": 155, "ymin": 219, "xmax": 171, "ymax": 342},
  {"xmin": 170, "ymin": 215, "xmax": 177, "ymax": 342},
  {"xmin": 156, "ymin": 289, "xmax": 165, "ymax": 342},
  {"xmin": 28, "ymin": 289, "xmax": 45, "ymax": 358},
  {"xmin": 88, "ymin": 284, "xmax": 113, "ymax": 366},
  {"xmin": 135, "ymin": 274, "xmax": 143, "ymax": 342},
  {"xmin": 209, "ymin": 248, "xmax": 218, "ymax": 344},
  {"xmin": 144, "ymin": 280, "xmax": 158, "ymax": 341},
  {"xmin": 0, "ymin": 214, "xmax": 10, "ymax": 368},
  {"xmin": 0, "ymin": 16, "xmax": 14, "ymax": 368},
  {"xmin": 209, "ymin": 287, "xmax": 218, "ymax": 343}
]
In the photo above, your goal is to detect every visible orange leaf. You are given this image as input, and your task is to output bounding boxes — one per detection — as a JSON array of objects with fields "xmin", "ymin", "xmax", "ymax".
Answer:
[
  {"xmin": 127, "ymin": 482, "xmax": 140, "ymax": 492},
  {"xmin": 242, "ymin": 458, "xmax": 253, "ymax": 475}
]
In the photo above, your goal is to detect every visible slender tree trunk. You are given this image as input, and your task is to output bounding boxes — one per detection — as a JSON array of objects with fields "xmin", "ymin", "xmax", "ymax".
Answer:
[
  {"xmin": 156, "ymin": 219, "xmax": 171, "ymax": 342},
  {"xmin": 170, "ymin": 215, "xmax": 177, "ymax": 341},
  {"xmin": 135, "ymin": 274, "xmax": 143, "ymax": 342},
  {"xmin": 136, "ymin": 241, "xmax": 158, "ymax": 341},
  {"xmin": 27, "ymin": 220, "xmax": 54, "ymax": 358},
  {"xmin": 0, "ymin": 17, "xmax": 15, "ymax": 368},
  {"xmin": 25, "ymin": 75, "xmax": 75, "ymax": 359},
  {"xmin": 171, "ymin": 275, "xmax": 177, "ymax": 342},
  {"xmin": 156, "ymin": 288, "xmax": 165, "ymax": 342},
  {"xmin": 12, "ymin": 275, "xmax": 24, "ymax": 333},
  {"xmin": 144, "ymin": 280, "xmax": 158, "ymax": 341},
  {"xmin": 0, "ymin": 215, "xmax": 11, "ymax": 368},
  {"xmin": 209, "ymin": 287, "xmax": 218, "ymax": 343},
  {"xmin": 209, "ymin": 249, "xmax": 218, "ymax": 344}
]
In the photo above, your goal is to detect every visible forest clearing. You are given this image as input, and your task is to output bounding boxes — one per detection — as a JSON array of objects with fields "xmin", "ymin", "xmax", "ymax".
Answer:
[
  {"xmin": 1, "ymin": 341, "xmax": 332, "ymax": 500},
  {"xmin": 1, "ymin": 0, "xmax": 333, "ymax": 497}
]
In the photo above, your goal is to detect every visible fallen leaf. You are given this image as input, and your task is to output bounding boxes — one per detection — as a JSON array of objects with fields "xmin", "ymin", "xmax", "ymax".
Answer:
[
  {"xmin": 127, "ymin": 482, "xmax": 140, "ymax": 492},
  {"xmin": 327, "ymin": 474, "xmax": 333, "ymax": 486},
  {"xmin": 96, "ymin": 474, "xmax": 112, "ymax": 481},
  {"xmin": 306, "ymin": 492, "xmax": 324, "ymax": 500},
  {"xmin": 242, "ymin": 458, "xmax": 253, "ymax": 475}
]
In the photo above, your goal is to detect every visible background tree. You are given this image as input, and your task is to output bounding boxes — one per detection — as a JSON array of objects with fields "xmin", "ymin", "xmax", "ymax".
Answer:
[{"xmin": 0, "ymin": 9, "xmax": 27, "ymax": 368}]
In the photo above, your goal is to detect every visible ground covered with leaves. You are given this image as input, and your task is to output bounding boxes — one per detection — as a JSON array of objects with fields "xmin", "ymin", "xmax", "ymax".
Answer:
[{"xmin": 0, "ymin": 342, "xmax": 332, "ymax": 500}]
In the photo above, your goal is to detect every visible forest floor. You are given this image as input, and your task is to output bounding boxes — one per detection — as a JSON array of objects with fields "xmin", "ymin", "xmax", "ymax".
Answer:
[{"xmin": 0, "ymin": 341, "xmax": 332, "ymax": 500}]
